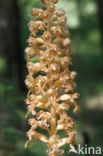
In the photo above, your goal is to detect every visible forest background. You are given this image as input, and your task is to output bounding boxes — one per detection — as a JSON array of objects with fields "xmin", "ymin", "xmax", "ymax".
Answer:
[{"xmin": 0, "ymin": 0, "xmax": 103, "ymax": 156}]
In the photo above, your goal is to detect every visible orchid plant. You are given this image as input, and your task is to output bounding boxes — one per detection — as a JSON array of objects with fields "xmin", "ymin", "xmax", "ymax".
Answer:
[{"xmin": 25, "ymin": 0, "xmax": 80, "ymax": 156}]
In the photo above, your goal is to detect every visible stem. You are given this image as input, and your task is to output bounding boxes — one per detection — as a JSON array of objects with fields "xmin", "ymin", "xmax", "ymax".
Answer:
[
  {"xmin": 46, "ymin": 1, "xmax": 57, "ymax": 156},
  {"xmin": 46, "ymin": 0, "xmax": 57, "ymax": 136},
  {"xmin": 46, "ymin": 0, "xmax": 52, "ymax": 32}
]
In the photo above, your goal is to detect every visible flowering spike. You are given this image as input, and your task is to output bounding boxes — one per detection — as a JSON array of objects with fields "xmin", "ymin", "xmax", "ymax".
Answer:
[{"xmin": 25, "ymin": 0, "xmax": 80, "ymax": 156}]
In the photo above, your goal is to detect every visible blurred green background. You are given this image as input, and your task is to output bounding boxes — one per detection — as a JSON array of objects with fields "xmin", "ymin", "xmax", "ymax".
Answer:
[{"xmin": 0, "ymin": 0, "xmax": 103, "ymax": 156}]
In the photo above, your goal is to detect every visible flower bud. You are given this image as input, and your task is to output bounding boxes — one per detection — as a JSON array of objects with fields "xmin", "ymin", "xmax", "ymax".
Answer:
[
  {"xmin": 47, "ymin": 89, "xmax": 55, "ymax": 95},
  {"xmin": 49, "ymin": 4, "xmax": 55, "ymax": 13},
  {"xmin": 32, "ymin": 8, "xmax": 44, "ymax": 19},
  {"xmin": 62, "ymin": 38, "xmax": 71, "ymax": 47},
  {"xmin": 56, "ymin": 9, "xmax": 65, "ymax": 16},
  {"xmin": 71, "ymin": 71, "xmax": 77, "ymax": 80}
]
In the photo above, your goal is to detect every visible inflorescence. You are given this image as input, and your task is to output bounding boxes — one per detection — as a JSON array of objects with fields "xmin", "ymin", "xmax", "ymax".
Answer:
[{"xmin": 25, "ymin": 0, "xmax": 80, "ymax": 156}]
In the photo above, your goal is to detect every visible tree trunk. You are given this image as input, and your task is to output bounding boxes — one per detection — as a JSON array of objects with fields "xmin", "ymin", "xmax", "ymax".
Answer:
[{"xmin": 0, "ymin": 0, "xmax": 25, "ymax": 91}]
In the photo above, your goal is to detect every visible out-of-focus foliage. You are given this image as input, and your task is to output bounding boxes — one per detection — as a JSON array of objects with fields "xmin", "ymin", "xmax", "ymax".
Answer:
[{"xmin": 0, "ymin": 0, "xmax": 103, "ymax": 156}]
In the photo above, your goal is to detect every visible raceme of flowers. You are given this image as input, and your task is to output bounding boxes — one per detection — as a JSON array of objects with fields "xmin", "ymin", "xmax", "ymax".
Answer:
[{"xmin": 25, "ymin": 0, "xmax": 80, "ymax": 156}]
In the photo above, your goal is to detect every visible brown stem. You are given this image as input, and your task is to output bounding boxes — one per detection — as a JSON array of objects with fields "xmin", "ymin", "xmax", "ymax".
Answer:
[
  {"xmin": 50, "ymin": 97, "xmax": 57, "ymax": 135},
  {"xmin": 46, "ymin": 0, "xmax": 52, "ymax": 32},
  {"xmin": 46, "ymin": 0, "xmax": 57, "ymax": 137}
]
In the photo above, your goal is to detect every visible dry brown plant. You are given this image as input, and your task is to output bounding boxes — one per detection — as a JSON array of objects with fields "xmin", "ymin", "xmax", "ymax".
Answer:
[{"xmin": 25, "ymin": 0, "xmax": 80, "ymax": 155}]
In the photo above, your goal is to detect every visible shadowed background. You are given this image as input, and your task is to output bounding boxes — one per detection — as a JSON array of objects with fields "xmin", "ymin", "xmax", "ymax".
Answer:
[{"xmin": 0, "ymin": 0, "xmax": 103, "ymax": 156}]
